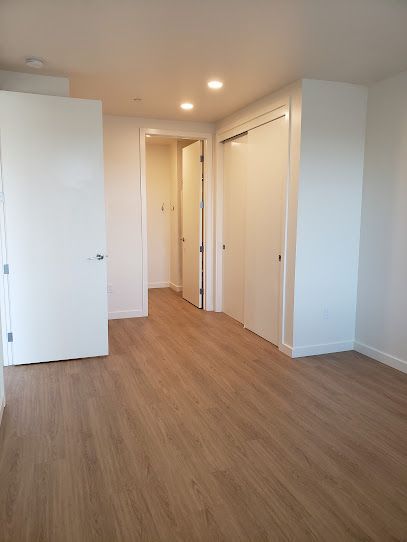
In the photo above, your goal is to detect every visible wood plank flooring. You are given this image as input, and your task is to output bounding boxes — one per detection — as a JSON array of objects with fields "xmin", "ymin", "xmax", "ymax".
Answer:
[{"xmin": 0, "ymin": 287, "xmax": 406, "ymax": 541}]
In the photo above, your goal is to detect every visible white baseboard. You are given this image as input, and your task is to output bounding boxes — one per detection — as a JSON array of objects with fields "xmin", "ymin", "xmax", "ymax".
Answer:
[
  {"xmin": 279, "ymin": 343, "xmax": 293, "ymax": 357},
  {"xmin": 108, "ymin": 309, "xmax": 145, "ymax": 320},
  {"xmin": 291, "ymin": 341, "xmax": 355, "ymax": 358},
  {"xmin": 148, "ymin": 282, "xmax": 169, "ymax": 289},
  {"xmin": 354, "ymin": 342, "xmax": 407, "ymax": 374},
  {"xmin": 0, "ymin": 397, "xmax": 5, "ymax": 427},
  {"xmin": 169, "ymin": 282, "xmax": 183, "ymax": 293}
]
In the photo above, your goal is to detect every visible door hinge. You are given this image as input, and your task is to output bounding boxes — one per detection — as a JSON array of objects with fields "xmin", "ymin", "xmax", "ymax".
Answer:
[
  {"xmin": 7, "ymin": 332, "xmax": 13, "ymax": 343},
  {"xmin": 199, "ymin": 245, "xmax": 204, "ymax": 253},
  {"xmin": 3, "ymin": 263, "xmax": 9, "ymax": 274},
  {"xmin": 200, "ymin": 200, "xmax": 204, "ymax": 209},
  {"xmin": 200, "ymin": 288, "xmax": 204, "ymax": 295},
  {"xmin": 200, "ymin": 155, "xmax": 204, "ymax": 163}
]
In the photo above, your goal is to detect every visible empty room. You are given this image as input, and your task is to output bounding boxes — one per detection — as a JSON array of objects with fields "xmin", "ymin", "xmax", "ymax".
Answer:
[{"xmin": 0, "ymin": 1, "xmax": 406, "ymax": 541}]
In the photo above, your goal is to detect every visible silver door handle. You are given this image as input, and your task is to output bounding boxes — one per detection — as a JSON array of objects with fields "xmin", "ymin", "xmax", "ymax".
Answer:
[{"xmin": 88, "ymin": 254, "xmax": 108, "ymax": 260}]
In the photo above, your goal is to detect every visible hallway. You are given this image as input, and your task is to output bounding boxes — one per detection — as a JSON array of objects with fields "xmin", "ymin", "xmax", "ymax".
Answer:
[{"xmin": 0, "ymin": 288, "xmax": 406, "ymax": 541}]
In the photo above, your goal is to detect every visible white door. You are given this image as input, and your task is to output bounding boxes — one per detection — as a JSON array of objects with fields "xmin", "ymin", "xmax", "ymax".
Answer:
[
  {"xmin": 0, "ymin": 91, "xmax": 108, "ymax": 365},
  {"xmin": 182, "ymin": 141, "xmax": 203, "ymax": 308},
  {"xmin": 222, "ymin": 133, "xmax": 248, "ymax": 323},
  {"xmin": 244, "ymin": 117, "xmax": 288, "ymax": 345}
]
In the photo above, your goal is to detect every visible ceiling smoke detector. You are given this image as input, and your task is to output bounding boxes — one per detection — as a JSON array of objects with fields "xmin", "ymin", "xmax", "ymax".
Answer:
[{"xmin": 25, "ymin": 57, "xmax": 45, "ymax": 69}]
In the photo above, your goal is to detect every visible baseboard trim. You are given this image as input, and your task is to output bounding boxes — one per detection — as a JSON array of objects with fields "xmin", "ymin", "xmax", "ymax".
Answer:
[
  {"xmin": 169, "ymin": 282, "xmax": 183, "ymax": 293},
  {"xmin": 279, "ymin": 343, "xmax": 293, "ymax": 357},
  {"xmin": 0, "ymin": 397, "xmax": 5, "ymax": 427},
  {"xmin": 108, "ymin": 309, "xmax": 145, "ymax": 320},
  {"xmin": 354, "ymin": 342, "xmax": 407, "ymax": 374},
  {"xmin": 148, "ymin": 282, "xmax": 169, "ymax": 289},
  {"xmin": 292, "ymin": 341, "xmax": 355, "ymax": 358}
]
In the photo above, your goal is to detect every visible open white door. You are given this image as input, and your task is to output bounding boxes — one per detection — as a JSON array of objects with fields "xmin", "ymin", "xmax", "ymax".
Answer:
[
  {"xmin": 182, "ymin": 141, "xmax": 203, "ymax": 308},
  {"xmin": 0, "ymin": 91, "xmax": 108, "ymax": 365},
  {"xmin": 244, "ymin": 117, "xmax": 288, "ymax": 346}
]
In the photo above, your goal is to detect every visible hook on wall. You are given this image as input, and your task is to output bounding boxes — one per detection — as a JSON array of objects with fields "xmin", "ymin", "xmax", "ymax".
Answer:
[{"xmin": 161, "ymin": 203, "xmax": 165, "ymax": 212}]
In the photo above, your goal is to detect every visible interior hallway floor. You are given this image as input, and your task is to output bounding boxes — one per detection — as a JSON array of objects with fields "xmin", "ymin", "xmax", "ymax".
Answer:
[{"xmin": 0, "ymin": 287, "xmax": 406, "ymax": 541}]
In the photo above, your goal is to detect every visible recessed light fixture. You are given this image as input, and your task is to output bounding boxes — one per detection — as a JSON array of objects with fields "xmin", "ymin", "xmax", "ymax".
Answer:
[
  {"xmin": 208, "ymin": 80, "xmax": 223, "ymax": 89},
  {"xmin": 180, "ymin": 102, "xmax": 194, "ymax": 111},
  {"xmin": 146, "ymin": 134, "xmax": 151, "ymax": 138},
  {"xmin": 25, "ymin": 57, "xmax": 45, "ymax": 69}
]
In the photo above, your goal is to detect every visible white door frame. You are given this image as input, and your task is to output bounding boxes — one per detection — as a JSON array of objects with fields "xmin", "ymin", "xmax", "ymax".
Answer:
[
  {"xmin": 140, "ymin": 128, "xmax": 214, "ymax": 315},
  {"xmin": 215, "ymin": 99, "xmax": 292, "ymax": 352}
]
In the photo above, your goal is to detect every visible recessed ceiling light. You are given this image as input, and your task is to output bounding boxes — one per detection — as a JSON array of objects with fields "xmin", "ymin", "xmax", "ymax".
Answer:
[
  {"xmin": 146, "ymin": 135, "xmax": 151, "ymax": 138},
  {"xmin": 208, "ymin": 80, "xmax": 223, "ymax": 89},
  {"xmin": 25, "ymin": 57, "xmax": 45, "ymax": 69},
  {"xmin": 180, "ymin": 102, "xmax": 194, "ymax": 110}
]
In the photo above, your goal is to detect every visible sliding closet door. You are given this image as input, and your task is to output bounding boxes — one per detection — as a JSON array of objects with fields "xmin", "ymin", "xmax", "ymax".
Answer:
[
  {"xmin": 222, "ymin": 134, "xmax": 248, "ymax": 323},
  {"xmin": 244, "ymin": 117, "xmax": 288, "ymax": 345}
]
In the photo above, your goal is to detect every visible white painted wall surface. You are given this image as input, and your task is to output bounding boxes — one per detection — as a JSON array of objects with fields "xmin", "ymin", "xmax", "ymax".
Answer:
[
  {"xmin": 0, "ymin": 69, "xmax": 69, "ymax": 96},
  {"xmin": 217, "ymin": 79, "xmax": 368, "ymax": 357},
  {"xmin": 103, "ymin": 116, "xmax": 214, "ymax": 318},
  {"xmin": 355, "ymin": 70, "xmax": 407, "ymax": 373},
  {"xmin": 146, "ymin": 144, "xmax": 173, "ymax": 288},
  {"xmin": 293, "ymin": 80, "xmax": 367, "ymax": 355}
]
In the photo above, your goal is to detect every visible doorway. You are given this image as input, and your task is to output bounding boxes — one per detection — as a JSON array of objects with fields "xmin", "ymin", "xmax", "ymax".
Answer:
[{"xmin": 144, "ymin": 133, "xmax": 209, "ymax": 312}]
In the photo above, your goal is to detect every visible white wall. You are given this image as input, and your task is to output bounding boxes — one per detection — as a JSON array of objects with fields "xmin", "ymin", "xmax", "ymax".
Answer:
[
  {"xmin": 355, "ymin": 70, "xmax": 407, "ymax": 373},
  {"xmin": 103, "ymin": 116, "xmax": 144, "ymax": 318},
  {"xmin": 146, "ymin": 144, "xmax": 173, "ymax": 288},
  {"xmin": 216, "ymin": 79, "xmax": 368, "ymax": 357},
  {"xmin": 0, "ymin": 69, "xmax": 69, "ymax": 96},
  {"xmin": 293, "ymin": 80, "xmax": 367, "ymax": 356},
  {"xmin": 103, "ymin": 116, "xmax": 214, "ymax": 318}
]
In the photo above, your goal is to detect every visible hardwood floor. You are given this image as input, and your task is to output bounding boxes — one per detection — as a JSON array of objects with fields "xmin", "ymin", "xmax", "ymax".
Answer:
[{"xmin": 0, "ymin": 288, "xmax": 406, "ymax": 541}]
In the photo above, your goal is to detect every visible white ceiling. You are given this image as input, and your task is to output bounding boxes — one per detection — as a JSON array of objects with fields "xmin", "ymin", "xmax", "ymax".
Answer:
[{"xmin": 1, "ymin": 0, "xmax": 407, "ymax": 122}]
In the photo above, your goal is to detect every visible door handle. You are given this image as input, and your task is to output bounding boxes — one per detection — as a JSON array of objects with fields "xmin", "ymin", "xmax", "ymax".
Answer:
[{"xmin": 88, "ymin": 254, "xmax": 108, "ymax": 260}]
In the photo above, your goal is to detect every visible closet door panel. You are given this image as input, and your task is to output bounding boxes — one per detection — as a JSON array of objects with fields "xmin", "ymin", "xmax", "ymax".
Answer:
[
  {"xmin": 244, "ymin": 117, "xmax": 288, "ymax": 345},
  {"xmin": 222, "ymin": 134, "xmax": 248, "ymax": 323}
]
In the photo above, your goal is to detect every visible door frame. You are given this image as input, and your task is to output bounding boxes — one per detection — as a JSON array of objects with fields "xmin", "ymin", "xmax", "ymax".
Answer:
[
  {"xmin": 140, "ymin": 128, "xmax": 214, "ymax": 315},
  {"xmin": 215, "ymin": 99, "xmax": 291, "ymax": 352}
]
